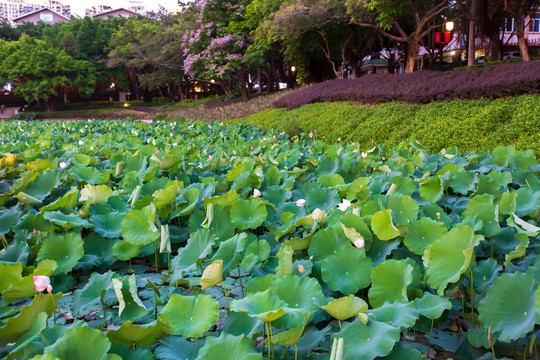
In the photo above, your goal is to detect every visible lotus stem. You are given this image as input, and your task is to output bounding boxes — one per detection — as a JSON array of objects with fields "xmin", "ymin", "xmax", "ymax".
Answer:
[
  {"xmin": 0, "ymin": 232, "xmax": 8, "ymax": 249},
  {"xmin": 265, "ymin": 322, "xmax": 271, "ymax": 360},
  {"xmin": 306, "ymin": 257, "xmax": 312, "ymax": 277},
  {"xmin": 101, "ymin": 296, "xmax": 107, "ymax": 326},
  {"xmin": 338, "ymin": 319, "xmax": 342, "ymax": 330},
  {"xmin": 154, "ymin": 240, "xmax": 159, "ymax": 274},
  {"xmin": 269, "ymin": 321, "xmax": 275, "ymax": 359},
  {"xmin": 221, "ymin": 282, "xmax": 229, "ymax": 309},
  {"xmin": 294, "ymin": 344, "xmax": 297, "ymax": 360},
  {"xmin": 262, "ymin": 321, "xmax": 266, "ymax": 357},
  {"xmin": 427, "ymin": 318, "xmax": 434, "ymax": 358},
  {"xmin": 469, "ymin": 268, "xmax": 475, "ymax": 328},
  {"xmin": 237, "ymin": 266, "xmax": 245, "ymax": 298},
  {"xmin": 330, "ymin": 338, "xmax": 338, "ymax": 360},
  {"xmin": 488, "ymin": 326, "xmax": 496, "ymax": 359}
]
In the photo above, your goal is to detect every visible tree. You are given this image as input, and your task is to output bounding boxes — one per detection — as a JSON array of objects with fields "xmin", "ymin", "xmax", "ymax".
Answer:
[
  {"xmin": 501, "ymin": 0, "xmax": 539, "ymax": 61},
  {"xmin": 0, "ymin": 35, "xmax": 96, "ymax": 111},
  {"xmin": 347, "ymin": 0, "xmax": 451, "ymax": 72}
]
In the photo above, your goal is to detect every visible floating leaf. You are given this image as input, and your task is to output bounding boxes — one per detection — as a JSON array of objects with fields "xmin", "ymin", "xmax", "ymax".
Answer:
[
  {"xmin": 478, "ymin": 272, "xmax": 539, "ymax": 343},
  {"xmin": 321, "ymin": 247, "xmax": 373, "ymax": 295},
  {"xmin": 388, "ymin": 195, "xmax": 419, "ymax": 225},
  {"xmin": 160, "ymin": 293, "xmax": 219, "ymax": 338},
  {"xmin": 368, "ymin": 260, "xmax": 413, "ymax": 308}
]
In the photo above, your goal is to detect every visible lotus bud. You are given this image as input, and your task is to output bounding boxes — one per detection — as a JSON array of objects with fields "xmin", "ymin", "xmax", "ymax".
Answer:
[
  {"xmin": 298, "ymin": 264, "xmax": 305, "ymax": 273},
  {"xmin": 208, "ymin": 155, "xmax": 213, "ymax": 159},
  {"xmin": 33, "ymin": 228, "xmax": 38, "ymax": 235},
  {"xmin": 33, "ymin": 275, "xmax": 52, "ymax": 293},
  {"xmin": 436, "ymin": 212, "xmax": 441, "ymax": 220},
  {"xmin": 90, "ymin": 146, "xmax": 94, "ymax": 151},
  {"xmin": 354, "ymin": 238, "xmax": 365, "ymax": 249},
  {"xmin": 361, "ymin": 152, "xmax": 367, "ymax": 158},
  {"xmin": 253, "ymin": 189, "xmax": 261, "ymax": 198},
  {"xmin": 78, "ymin": 140, "xmax": 83, "ymax": 145},
  {"xmin": 59, "ymin": 161, "xmax": 67, "ymax": 170},
  {"xmin": 296, "ymin": 199, "xmax": 306, "ymax": 207}
]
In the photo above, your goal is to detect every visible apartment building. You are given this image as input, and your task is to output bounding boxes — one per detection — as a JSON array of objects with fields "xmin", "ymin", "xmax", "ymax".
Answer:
[{"xmin": 0, "ymin": 0, "xmax": 70, "ymax": 22}]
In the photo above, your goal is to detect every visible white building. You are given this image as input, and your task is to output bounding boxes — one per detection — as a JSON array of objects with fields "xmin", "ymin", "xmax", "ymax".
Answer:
[{"xmin": 0, "ymin": 0, "xmax": 70, "ymax": 22}]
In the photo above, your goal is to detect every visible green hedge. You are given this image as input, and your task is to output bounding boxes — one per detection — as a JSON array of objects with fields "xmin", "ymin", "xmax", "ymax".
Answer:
[{"xmin": 231, "ymin": 94, "xmax": 540, "ymax": 155}]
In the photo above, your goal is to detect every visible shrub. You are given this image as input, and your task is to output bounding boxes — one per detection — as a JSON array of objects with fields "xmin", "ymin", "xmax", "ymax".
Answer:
[
  {"xmin": 232, "ymin": 94, "xmax": 540, "ymax": 155},
  {"xmin": 273, "ymin": 60, "xmax": 540, "ymax": 109}
]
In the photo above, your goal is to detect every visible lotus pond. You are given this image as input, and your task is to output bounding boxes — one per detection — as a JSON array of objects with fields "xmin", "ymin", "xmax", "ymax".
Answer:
[{"xmin": 0, "ymin": 120, "xmax": 539, "ymax": 360}]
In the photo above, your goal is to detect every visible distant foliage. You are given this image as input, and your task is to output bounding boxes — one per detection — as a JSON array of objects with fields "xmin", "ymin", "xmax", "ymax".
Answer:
[{"xmin": 273, "ymin": 61, "xmax": 540, "ymax": 109}]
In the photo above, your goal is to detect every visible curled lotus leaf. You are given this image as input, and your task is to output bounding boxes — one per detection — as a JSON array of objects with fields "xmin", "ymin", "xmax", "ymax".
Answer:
[
  {"xmin": 230, "ymin": 289, "xmax": 288, "ymax": 323},
  {"xmin": 414, "ymin": 292, "xmax": 452, "ymax": 320},
  {"xmin": 368, "ymin": 259, "xmax": 413, "ymax": 308},
  {"xmin": 371, "ymin": 209, "xmax": 401, "ymax": 241},
  {"xmin": 120, "ymin": 204, "xmax": 160, "ymax": 246},
  {"xmin": 367, "ymin": 301, "xmax": 419, "ymax": 329},
  {"xmin": 321, "ymin": 295, "xmax": 368, "ymax": 321}
]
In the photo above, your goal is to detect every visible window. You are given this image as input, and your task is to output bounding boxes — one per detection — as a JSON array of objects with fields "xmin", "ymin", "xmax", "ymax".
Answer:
[
  {"xmin": 529, "ymin": 13, "xmax": 540, "ymax": 33},
  {"xmin": 40, "ymin": 13, "xmax": 53, "ymax": 22},
  {"xmin": 505, "ymin": 18, "xmax": 515, "ymax": 32}
]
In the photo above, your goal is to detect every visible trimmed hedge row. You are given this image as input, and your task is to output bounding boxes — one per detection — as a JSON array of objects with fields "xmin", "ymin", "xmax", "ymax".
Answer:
[
  {"xmin": 274, "ymin": 60, "xmax": 540, "ymax": 109},
  {"xmin": 232, "ymin": 94, "xmax": 540, "ymax": 155}
]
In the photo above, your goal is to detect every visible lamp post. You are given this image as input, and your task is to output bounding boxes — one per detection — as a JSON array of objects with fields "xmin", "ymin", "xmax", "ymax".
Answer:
[{"xmin": 290, "ymin": 66, "xmax": 296, "ymax": 89}]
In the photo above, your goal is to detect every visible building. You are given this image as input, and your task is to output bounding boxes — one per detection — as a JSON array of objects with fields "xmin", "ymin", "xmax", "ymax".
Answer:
[
  {"xmin": 12, "ymin": 7, "xmax": 69, "ymax": 26},
  {"xmin": 0, "ymin": 0, "xmax": 70, "ymax": 22},
  {"xmin": 502, "ymin": 11, "xmax": 540, "ymax": 55},
  {"xmin": 92, "ymin": 7, "xmax": 139, "ymax": 19}
]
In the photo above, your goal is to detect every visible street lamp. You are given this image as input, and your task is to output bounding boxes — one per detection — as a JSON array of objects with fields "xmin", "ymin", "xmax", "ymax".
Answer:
[
  {"xmin": 291, "ymin": 66, "xmax": 296, "ymax": 73},
  {"xmin": 445, "ymin": 21, "xmax": 454, "ymax": 32}
]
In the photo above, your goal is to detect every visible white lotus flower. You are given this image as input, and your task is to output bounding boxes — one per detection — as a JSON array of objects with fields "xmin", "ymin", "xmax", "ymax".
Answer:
[
  {"xmin": 253, "ymin": 189, "xmax": 261, "ymax": 198},
  {"xmin": 354, "ymin": 238, "xmax": 365, "ymax": 249},
  {"xmin": 337, "ymin": 199, "xmax": 351, "ymax": 212},
  {"xmin": 361, "ymin": 152, "xmax": 367, "ymax": 158},
  {"xmin": 296, "ymin": 199, "xmax": 306, "ymax": 207},
  {"xmin": 90, "ymin": 146, "xmax": 94, "ymax": 151},
  {"xmin": 78, "ymin": 140, "xmax": 83, "ymax": 145},
  {"xmin": 59, "ymin": 161, "xmax": 67, "ymax": 170}
]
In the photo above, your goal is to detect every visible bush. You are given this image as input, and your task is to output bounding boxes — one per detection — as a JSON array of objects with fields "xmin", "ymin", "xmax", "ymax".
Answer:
[
  {"xmin": 274, "ymin": 60, "xmax": 540, "ymax": 109},
  {"xmin": 232, "ymin": 94, "xmax": 540, "ymax": 155}
]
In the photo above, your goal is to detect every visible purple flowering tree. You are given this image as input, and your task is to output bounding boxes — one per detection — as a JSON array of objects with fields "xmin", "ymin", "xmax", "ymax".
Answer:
[{"xmin": 181, "ymin": 0, "xmax": 251, "ymax": 99}]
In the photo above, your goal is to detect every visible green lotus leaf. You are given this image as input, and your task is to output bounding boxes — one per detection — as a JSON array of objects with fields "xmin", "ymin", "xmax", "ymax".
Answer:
[
  {"xmin": 334, "ymin": 319, "xmax": 401, "ymax": 360},
  {"xmin": 159, "ymin": 293, "xmax": 220, "ymax": 338},
  {"xmin": 26, "ymin": 159, "xmax": 53, "ymax": 172},
  {"xmin": 73, "ymin": 270, "xmax": 115, "ymax": 316},
  {"xmin": 305, "ymin": 185, "xmax": 341, "ymax": 212},
  {"xmin": 230, "ymin": 199, "xmax": 267, "ymax": 230},
  {"xmin": 240, "ymin": 239, "xmax": 271, "ymax": 272},
  {"xmin": 189, "ymin": 204, "xmax": 236, "ymax": 242},
  {"xmin": 107, "ymin": 342, "xmax": 154, "ymax": 360},
  {"xmin": 0, "ymin": 263, "xmax": 23, "ymax": 293},
  {"xmin": 153, "ymin": 181, "xmax": 179, "ymax": 209},
  {"xmin": 43, "ymin": 211, "xmax": 92, "ymax": 229},
  {"xmin": 321, "ymin": 247, "xmax": 373, "ymax": 295},
  {"xmin": 388, "ymin": 195, "xmax": 419, "ymax": 226},
  {"xmin": 80, "ymin": 184, "xmax": 113, "ymax": 204},
  {"xmin": 107, "ymin": 320, "xmax": 171, "ymax": 348},
  {"xmin": 515, "ymin": 188, "xmax": 540, "ymax": 217},
  {"xmin": 44, "ymin": 326, "xmax": 111, "ymax": 360},
  {"xmin": 0, "ymin": 293, "xmax": 62, "ymax": 346},
  {"xmin": 419, "ymin": 177, "xmax": 443, "ymax": 203},
  {"xmin": 447, "ymin": 166, "xmax": 476, "ymax": 195},
  {"xmin": 1, "ymin": 261, "xmax": 57, "ymax": 303},
  {"xmin": 111, "ymin": 240, "xmax": 141, "ymax": 261},
  {"xmin": 169, "ymin": 228, "xmax": 215, "ymax": 283},
  {"xmin": 154, "ymin": 337, "xmax": 204, "ymax": 360},
  {"xmin": 210, "ymin": 233, "xmax": 248, "ymax": 277},
  {"xmin": 508, "ymin": 212, "xmax": 540, "ymax": 236},
  {"xmin": 41, "ymin": 187, "xmax": 79, "ymax": 212},
  {"xmin": 36, "ymin": 232, "xmax": 84, "ymax": 275},
  {"xmin": 346, "ymin": 177, "xmax": 370, "ymax": 201},
  {"xmin": 368, "ymin": 259, "xmax": 413, "ymax": 308},
  {"xmin": 371, "ymin": 209, "xmax": 401, "ymax": 240},
  {"xmin": 0, "ymin": 240, "xmax": 30, "ymax": 265},
  {"xmin": 7, "ymin": 311, "xmax": 48, "ymax": 359},
  {"xmin": 230, "ymin": 289, "xmax": 288, "ymax": 323},
  {"xmin": 466, "ymin": 326, "xmax": 491, "ymax": 350},
  {"xmin": 204, "ymin": 190, "xmax": 240, "ymax": 208},
  {"xmin": 499, "ymin": 191, "xmax": 517, "ymax": 215},
  {"xmin": 463, "ymin": 194, "xmax": 501, "ymax": 237},
  {"xmin": 91, "ymin": 209, "xmax": 124, "ymax": 239},
  {"xmin": 423, "ymin": 225, "xmax": 483, "ymax": 295},
  {"xmin": 492, "ymin": 145, "xmax": 536, "ymax": 170},
  {"xmin": 308, "ymin": 228, "xmax": 349, "ymax": 261},
  {"xmin": 121, "ymin": 204, "xmax": 160, "ymax": 246},
  {"xmin": 276, "ymin": 244, "xmax": 293, "ymax": 276},
  {"xmin": 472, "ymin": 258, "xmax": 502, "ymax": 293},
  {"xmin": 478, "ymin": 272, "xmax": 540, "ymax": 343},
  {"xmin": 17, "ymin": 170, "xmax": 59, "ymax": 205},
  {"xmin": 415, "ymin": 292, "xmax": 452, "ymax": 320},
  {"xmin": 112, "ymin": 275, "xmax": 147, "ymax": 322},
  {"xmin": 75, "ymin": 166, "xmax": 110, "ymax": 185},
  {"xmin": 321, "ymin": 295, "xmax": 368, "ymax": 321},
  {"xmin": 271, "ymin": 313, "xmax": 311, "ymax": 346},
  {"xmin": 71, "ymin": 154, "xmax": 92, "ymax": 167},
  {"xmin": 171, "ymin": 187, "xmax": 200, "ymax": 218},
  {"xmin": 151, "ymin": 153, "xmax": 181, "ymax": 170},
  {"xmin": 195, "ymin": 333, "xmax": 261, "ymax": 360},
  {"xmin": 383, "ymin": 343, "xmax": 424, "ymax": 360},
  {"xmin": 268, "ymin": 275, "xmax": 323, "ymax": 328},
  {"xmin": 367, "ymin": 301, "xmax": 419, "ymax": 329},
  {"xmin": 0, "ymin": 207, "xmax": 22, "ymax": 234},
  {"xmin": 404, "ymin": 217, "xmax": 448, "ymax": 255},
  {"xmin": 245, "ymin": 274, "xmax": 277, "ymax": 295}
]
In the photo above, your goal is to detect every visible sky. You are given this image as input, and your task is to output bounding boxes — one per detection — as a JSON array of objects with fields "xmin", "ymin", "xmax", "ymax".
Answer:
[{"xmin": 68, "ymin": 0, "xmax": 183, "ymax": 18}]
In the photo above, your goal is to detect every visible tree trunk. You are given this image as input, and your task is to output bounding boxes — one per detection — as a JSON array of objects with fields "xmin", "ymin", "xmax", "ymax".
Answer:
[
  {"xmin": 405, "ymin": 40, "xmax": 418, "ymax": 73},
  {"xmin": 488, "ymin": 32, "xmax": 502, "ymax": 60},
  {"xmin": 514, "ymin": 16, "xmax": 530, "ymax": 61},
  {"xmin": 468, "ymin": 0, "xmax": 477, "ymax": 66}
]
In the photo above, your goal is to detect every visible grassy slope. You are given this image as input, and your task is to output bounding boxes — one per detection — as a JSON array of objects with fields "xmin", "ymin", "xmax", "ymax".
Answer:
[{"xmin": 230, "ymin": 94, "xmax": 540, "ymax": 155}]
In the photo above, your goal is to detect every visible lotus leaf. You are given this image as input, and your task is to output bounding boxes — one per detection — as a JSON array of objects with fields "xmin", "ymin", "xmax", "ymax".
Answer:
[
  {"xmin": 112, "ymin": 276, "xmax": 147, "ymax": 322},
  {"xmin": 423, "ymin": 225, "xmax": 483, "ymax": 295},
  {"xmin": 321, "ymin": 295, "xmax": 368, "ymax": 321},
  {"xmin": 383, "ymin": 343, "xmax": 424, "ymax": 360},
  {"xmin": 371, "ymin": 209, "xmax": 401, "ymax": 240},
  {"xmin": 2, "ymin": 260, "xmax": 57, "ymax": 303},
  {"xmin": 367, "ymin": 301, "xmax": 419, "ymax": 329},
  {"xmin": 160, "ymin": 293, "xmax": 219, "ymax": 338},
  {"xmin": 230, "ymin": 289, "xmax": 288, "ymax": 323},
  {"xmin": 368, "ymin": 259, "xmax": 413, "ymax": 308},
  {"xmin": 43, "ymin": 211, "xmax": 92, "ymax": 229},
  {"xmin": 0, "ymin": 240, "xmax": 30, "ymax": 265},
  {"xmin": 44, "ymin": 326, "xmax": 111, "ymax": 360},
  {"xmin": 36, "ymin": 232, "xmax": 84, "ymax": 275},
  {"xmin": 230, "ymin": 199, "xmax": 267, "ymax": 230},
  {"xmin": 154, "ymin": 337, "xmax": 204, "ymax": 360},
  {"xmin": 75, "ymin": 166, "xmax": 110, "ymax": 184},
  {"xmin": 276, "ymin": 244, "xmax": 294, "ymax": 276},
  {"xmin": 121, "ymin": 204, "xmax": 160, "ymax": 246},
  {"xmin": 419, "ymin": 177, "xmax": 443, "ymax": 203},
  {"xmin": 308, "ymin": 228, "xmax": 349, "ymax": 261},
  {"xmin": 271, "ymin": 314, "xmax": 311, "ymax": 346},
  {"xmin": 17, "ymin": 170, "xmax": 59, "ymax": 205},
  {"xmin": 169, "ymin": 228, "xmax": 215, "ymax": 283},
  {"xmin": 0, "ymin": 207, "xmax": 22, "ymax": 234},
  {"xmin": 200, "ymin": 259, "xmax": 223, "ymax": 289},
  {"xmin": 404, "ymin": 217, "xmax": 448, "ymax": 255},
  {"xmin": 478, "ymin": 272, "xmax": 539, "ymax": 342},
  {"xmin": 210, "ymin": 233, "xmax": 248, "ymax": 277},
  {"xmin": 462, "ymin": 195, "xmax": 500, "ymax": 237},
  {"xmin": 333, "ymin": 319, "xmax": 401, "ymax": 360},
  {"xmin": 111, "ymin": 240, "xmax": 141, "ymax": 261},
  {"xmin": 240, "ymin": 239, "xmax": 270, "ymax": 272},
  {"xmin": 388, "ymin": 195, "xmax": 419, "ymax": 225},
  {"xmin": 73, "ymin": 270, "xmax": 115, "ymax": 316},
  {"xmin": 189, "ymin": 204, "xmax": 236, "ymax": 242},
  {"xmin": 305, "ymin": 185, "xmax": 341, "ymax": 212},
  {"xmin": 80, "ymin": 184, "xmax": 113, "ymax": 204},
  {"xmin": 515, "ymin": 187, "xmax": 540, "ymax": 217},
  {"xmin": 245, "ymin": 274, "xmax": 277, "ymax": 295},
  {"xmin": 415, "ymin": 292, "xmax": 452, "ymax": 319},
  {"xmin": 171, "ymin": 187, "xmax": 200, "ymax": 218},
  {"xmin": 321, "ymin": 247, "xmax": 373, "ymax": 295},
  {"xmin": 153, "ymin": 181, "xmax": 179, "ymax": 209},
  {"xmin": 107, "ymin": 320, "xmax": 170, "ymax": 348},
  {"xmin": 195, "ymin": 333, "xmax": 262, "ymax": 360},
  {"xmin": 41, "ymin": 187, "xmax": 79, "ymax": 212}
]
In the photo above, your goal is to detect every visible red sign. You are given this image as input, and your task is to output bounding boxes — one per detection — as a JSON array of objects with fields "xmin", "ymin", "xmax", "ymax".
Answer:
[
  {"xmin": 444, "ymin": 31, "xmax": 451, "ymax": 43},
  {"xmin": 435, "ymin": 32, "xmax": 442, "ymax": 44}
]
